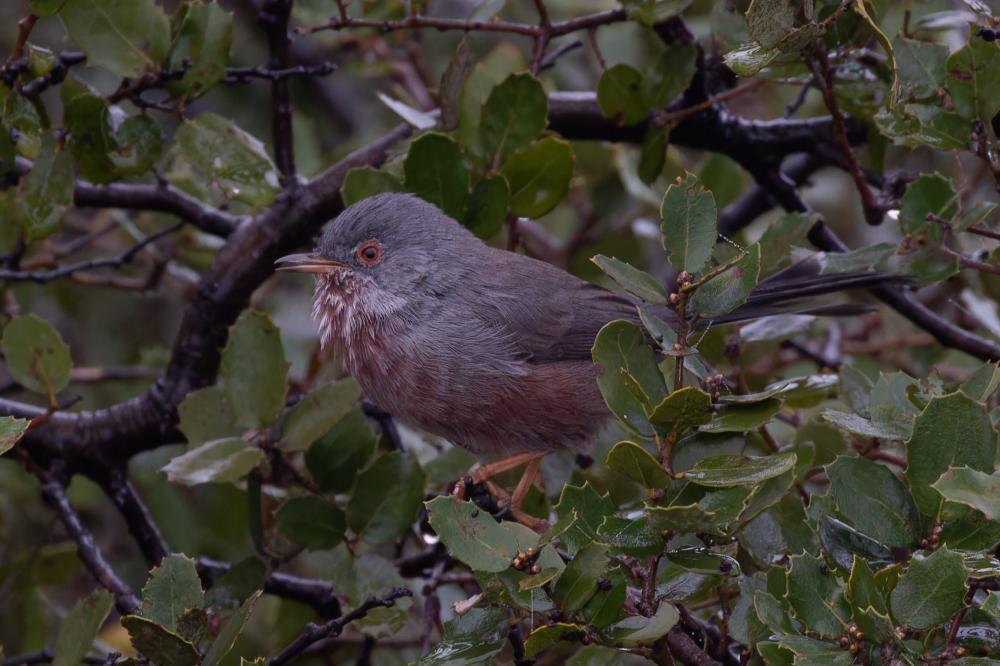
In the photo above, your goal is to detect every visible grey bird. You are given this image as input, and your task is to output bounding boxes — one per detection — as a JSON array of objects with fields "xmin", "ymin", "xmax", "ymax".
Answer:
[{"xmin": 276, "ymin": 193, "xmax": 892, "ymax": 527}]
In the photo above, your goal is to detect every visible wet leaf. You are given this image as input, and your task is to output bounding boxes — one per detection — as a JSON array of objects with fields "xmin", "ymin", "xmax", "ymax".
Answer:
[
  {"xmin": 440, "ymin": 38, "xmax": 472, "ymax": 131},
  {"xmin": 699, "ymin": 399, "xmax": 781, "ymax": 433},
  {"xmin": 947, "ymin": 28, "xmax": 1000, "ymax": 128},
  {"xmin": 524, "ymin": 623, "xmax": 585, "ymax": 658},
  {"xmin": 933, "ymin": 466, "xmax": 1000, "ymax": 521},
  {"xmin": 425, "ymin": 495, "xmax": 517, "ymax": 573},
  {"xmin": 417, "ymin": 606, "xmax": 507, "ymax": 665},
  {"xmin": 818, "ymin": 515, "xmax": 894, "ymax": 572},
  {"xmin": 601, "ymin": 601, "xmax": 679, "ymax": 647},
  {"xmin": 685, "ymin": 452, "xmax": 797, "ymax": 487},
  {"xmin": 554, "ymin": 544, "xmax": 609, "ymax": 612},
  {"xmin": 826, "ymin": 456, "xmax": 919, "ymax": 548},
  {"xmin": 648, "ymin": 386, "xmax": 713, "ymax": 434},
  {"xmin": 597, "ymin": 516, "xmax": 663, "ymax": 558}
]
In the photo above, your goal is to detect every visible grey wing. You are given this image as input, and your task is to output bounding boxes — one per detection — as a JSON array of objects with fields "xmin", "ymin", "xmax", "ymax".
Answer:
[{"xmin": 467, "ymin": 249, "xmax": 642, "ymax": 364}]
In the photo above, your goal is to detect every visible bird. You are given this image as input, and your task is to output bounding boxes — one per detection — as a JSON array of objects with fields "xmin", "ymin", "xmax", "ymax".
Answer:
[{"xmin": 276, "ymin": 192, "xmax": 894, "ymax": 528}]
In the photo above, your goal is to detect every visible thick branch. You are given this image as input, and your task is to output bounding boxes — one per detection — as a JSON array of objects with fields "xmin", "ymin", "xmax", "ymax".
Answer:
[{"xmin": 261, "ymin": 0, "xmax": 297, "ymax": 183}]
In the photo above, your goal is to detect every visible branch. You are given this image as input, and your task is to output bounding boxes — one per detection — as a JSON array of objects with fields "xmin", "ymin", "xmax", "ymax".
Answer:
[
  {"xmin": 223, "ymin": 62, "xmax": 336, "ymax": 84},
  {"xmin": 268, "ymin": 588, "xmax": 412, "ymax": 666},
  {"xmin": 1, "ymin": 650, "xmax": 105, "ymax": 666},
  {"xmin": 260, "ymin": 0, "xmax": 297, "ymax": 183},
  {"xmin": 665, "ymin": 626, "xmax": 721, "ymax": 666},
  {"xmin": 39, "ymin": 474, "xmax": 140, "ymax": 615}
]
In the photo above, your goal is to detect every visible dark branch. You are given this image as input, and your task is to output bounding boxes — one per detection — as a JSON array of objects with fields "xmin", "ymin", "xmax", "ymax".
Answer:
[
  {"xmin": 260, "ymin": 0, "xmax": 297, "ymax": 183},
  {"xmin": 1, "ymin": 649, "xmax": 105, "ymax": 666},
  {"xmin": 223, "ymin": 62, "xmax": 336, "ymax": 84},
  {"xmin": 268, "ymin": 588, "xmax": 412, "ymax": 666}
]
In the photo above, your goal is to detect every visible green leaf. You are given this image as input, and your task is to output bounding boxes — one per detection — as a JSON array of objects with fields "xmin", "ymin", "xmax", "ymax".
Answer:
[
  {"xmin": 275, "ymin": 496, "xmax": 346, "ymax": 550},
  {"xmin": 690, "ymin": 244, "xmax": 762, "ymax": 318},
  {"xmin": 684, "ymin": 452, "xmax": 796, "ymax": 487},
  {"xmin": 52, "ymin": 590, "xmax": 113, "ymax": 666},
  {"xmin": 347, "ymin": 451, "xmax": 425, "ymax": 544},
  {"xmin": 906, "ymin": 392, "xmax": 997, "ymax": 517},
  {"xmin": 0, "ymin": 416, "xmax": 29, "ymax": 456},
  {"xmin": 660, "ymin": 172, "xmax": 716, "ymax": 274},
  {"xmin": 59, "ymin": 0, "xmax": 170, "ymax": 78},
  {"xmin": 305, "ymin": 408, "xmax": 377, "ymax": 493},
  {"xmin": 1, "ymin": 314, "xmax": 72, "ymax": 397},
  {"xmin": 523, "ymin": 623, "xmax": 584, "ymax": 658},
  {"xmin": 404, "ymin": 132, "xmax": 470, "ymax": 219},
  {"xmin": 177, "ymin": 386, "xmax": 239, "ymax": 446},
  {"xmin": 110, "ymin": 115, "xmax": 164, "ymax": 177},
  {"xmin": 821, "ymin": 410, "xmax": 903, "ymax": 440},
  {"xmin": 457, "ymin": 44, "xmax": 525, "ymax": 155},
  {"xmin": 786, "ymin": 552, "xmax": 849, "ymax": 638},
  {"xmin": 818, "ymin": 515, "xmax": 894, "ymax": 573},
  {"xmin": 754, "ymin": 589, "xmax": 796, "ymax": 635},
  {"xmin": 171, "ymin": 113, "xmax": 280, "ymax": 207},
  {"xmin": 568, "ymin": 646, "xmax": 654, "ymax": 666},
  {"xmin": 121, "ymin": 615, "xmax": 200, "ymax": 666},
  {"xmin": 425, "ymin": 495, "xmax": 518, "ymax": 573},
  {"xmin": 889, "ymin": 547, "xmax": 968, "ymax": 629},
  {"xmin": 638, "ymin": 125, "xmax": 669, "ymax": 184},
  {"xmin": 582, "ymin": 571, "xmax": 626, "ymax": 627},
  {"xmin": 592, "ymin": 320, "xmax": 665, "ymax": 438},
  {"xmin": 666, "ymin": 545, "xmax": 740, "ymax": 576},
  {"xmin": 699, "ymin": 399, "xmax": 781, "ymax": 433},
  {"xmin": 141, "ymin": 554, "xmax": 204, "ymax": 632},
  {"xmin": 597, "ymin": 64, "xmax": 649, "ymax": 126},
  {"xmin": 961, "ymin": 363, "xmax": 1000, "ymax": 403},
  {"xmin": 868, "ymin": 372, "xmax": 918, "ymax": 439},
  {"xmin": 826, "ymin": 456, "xmax": 919, "ymax": 548},
  {"xmin": 341, "ymin": 166, "xmax": 403, "ymax": 207},
  {"xmin": 648, "ymin": 386, "xmax": 713, "ymax": 433},
  {"xmin": 332, "ymin": 552, "xmax": 412, "ymax": 637},
  {"xmin": 220, "ymin": 310, "xmax": 288, "ymax": 429},
  {"xmin": 417, "ymin": 606, "xmax": 507, "ymax": 666},
  {"xmin": 463, "ymin": 175, "xmax": 509, "ymax": 238},
  {"xmin": 281, "ymin": 379, "xmax": 361, "ymax": 452},
  {"xmin": 597, "ymin": 516, "xmax": 663, "ymax": 558},
  {"xmin": 501, "ymin": 136, "xmax": 574, "ymax": 219},
  {"xmin": 162, "ymin": 438, "xmax": 264, "ymax": 485},
  {"xmin": 480, "ymin": 72, "xmax": 547, "ymax": 159},
  {"xmin": 893, "ymin": 36, "xmax": 947, "ymax": 101},
  {"xmin": 591, "ymin": 255, "xmax": 668, "ymax": 305},
  {"xmin": 204, "ymin": 557, "xmax": 265, "ymax": 609},
  {"xmin": 644, "ymin": 44, "xmax": 698, "ymax": 109},
  {"xmin": 440, "ymin": 37, "xmax": 472, "ymax": 131},
  {"xmin": 718, "ymin": 374, "xmax": 837, "ymax": 406},
  {"xmin": 61, "ymin": 76, "xmax": 116, "ymax": 183},
  {"xmin": 723, "ymin": 42, "xmax": 780, "ymax": 77},
  {"xmin": 202, "ymin": 591, "xmax": 259, "ymax": 666},
  {"xmin": 947, "ymin": 28, "xmax": 1000, "ymax": 129},
  {"xmin": 605, "ymin": 440, "xmax": 671, "ymax": 488},
  {"xmin": 601, "ymin": 601, "xmax": 679, "ymax": 647},
  {"xmin": 746, "ymin": 0, "xmax": 797, "ymax": 50},
  {"xmin": 933, "ymin": 466, "xmax": 1000, "ymax": 521},
  {"xmin": 846, "ymin": 557, "xmax": 894, "ymax": 642},
  {"xmin": 740, "ymin": 494, "xmax": 817, "ymax": 566},
  {"xmin": 30, "ymin": 0, "xmax": 67, "ymax": 16},
  {"xmin": 554, "ymin": 544, "xmax": 609, "ymax": 612},
  {"xmin": 554, "ymin": 483, "xmax": 616, "ymax": 554},
  {"xmin": 899, "ymin": 172, "xmax": 956, "ymax": 238},
  {"xmin": 17, "ymin": 134, "xmax": 73, "ymax": 241},
  {"xmin": 167, "ymin": 0, "xmax": 233, "ymax": 100}
]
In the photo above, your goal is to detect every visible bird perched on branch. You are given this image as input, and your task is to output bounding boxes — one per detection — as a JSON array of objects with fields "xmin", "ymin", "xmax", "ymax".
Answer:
[{"xmin": 277, "ymin": 193, "xmax": 894, "ymax": 528}]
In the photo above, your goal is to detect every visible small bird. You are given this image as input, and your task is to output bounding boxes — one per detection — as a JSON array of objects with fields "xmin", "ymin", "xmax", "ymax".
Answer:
[{"xmin": 277, "ymin": 193, "xmax": 892, "ymax": 527}]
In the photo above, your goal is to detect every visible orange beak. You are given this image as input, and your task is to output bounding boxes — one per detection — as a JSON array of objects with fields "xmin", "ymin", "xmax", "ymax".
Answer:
[{"xmin": 274, "ymin": 253, "xmax": 348, "ymax": 274}]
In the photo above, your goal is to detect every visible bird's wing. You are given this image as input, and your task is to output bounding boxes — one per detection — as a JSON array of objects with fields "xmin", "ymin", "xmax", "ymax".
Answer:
[{"xmin": 464, "ymin": 249, "xmax": 640, "ymax": 364}]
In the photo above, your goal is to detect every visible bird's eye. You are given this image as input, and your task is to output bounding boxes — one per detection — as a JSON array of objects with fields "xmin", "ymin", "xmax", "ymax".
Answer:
[{"xmin": 356, "ymin": 240, "xmax": 382, "ymax": 266}]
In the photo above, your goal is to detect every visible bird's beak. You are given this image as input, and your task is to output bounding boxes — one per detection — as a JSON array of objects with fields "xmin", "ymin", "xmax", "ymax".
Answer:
[{"xmin": 274, "ymin": 253, "xmax": 348, "ymax": 274}]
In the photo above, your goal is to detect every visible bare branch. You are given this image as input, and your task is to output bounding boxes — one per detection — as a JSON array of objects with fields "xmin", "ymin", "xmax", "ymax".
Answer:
[{"xmin": 260, "ymin": 0, "xmax": 297, "ymax": 184}]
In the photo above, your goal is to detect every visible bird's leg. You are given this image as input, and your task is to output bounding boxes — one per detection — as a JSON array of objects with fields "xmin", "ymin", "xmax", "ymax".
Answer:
[{"xmin": 453, "ymin": 452, "xmax": 549, "ymax": 531}]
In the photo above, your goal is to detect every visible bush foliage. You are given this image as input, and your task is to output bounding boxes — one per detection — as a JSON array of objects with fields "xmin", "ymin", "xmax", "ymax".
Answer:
[{"xmin": 2, "ymin": 0, "xmax": 1000, "ymax": 665}]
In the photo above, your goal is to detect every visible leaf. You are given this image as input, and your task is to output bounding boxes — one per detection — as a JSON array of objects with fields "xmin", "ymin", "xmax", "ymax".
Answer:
[
  {"xmin": 30, "ymin": 0, "xmax": 67, "ymax": 17},
  {"xmin": 480, "ymin": 72, "xmax": 547, "ymax": 159},
  {"xmin": 666, "ymin": 545, "xmax": 740, "ymax": 576},
  {"xmin": 889, "ymin": 547, "xmax": 968, "ymax": 629},
  {"xmin": 947, "ymin": 28, "xmax": 1000, "ymax": 128},
  {"xmin": 501, "ymin": 136, "xmax": 574, "ymax": 219},
  {"xmin": 893, "ymin": 36, "xmax": 948, "ymax": 101},
  {"xmin": 821, "ymin": 410, "xmax": 903, "ymax": 440},
  {"xmin": 17, "ymin": 133, "xmax": 73, "ymax": 241},
  {"xmin": 597, "ymin": 64, "xmax": 649, "ymax": 126},
  {"xmin": 463, "ymin": 175, "xmax": 509, "ymax": 238},
  {"xmin": 899, "ymin": 172, "xmax": 956, "ymax": 238},
  {"xmin": 684, "ymin": 452, "xmax": 797, "ymax": 487},
  {"xmin": 167, "ymin": 0, "xmax": 233, "ymax": 100},
  {"xmin": 162, "ymin": 438, "xmax": 264, "ymax": 485},
  {"xmin": 171, "ymin": 113, "xmax": 280, "ymax": 207},
  {"xmin": 333, "ymin": 552, "xmax": 412, "ymax": 637},
  {"xmin": 202, "ymin": 591, "xmax": 260, "ymax": 666},
  {"xmin": 592, "ymin": 320, "xmax": 665, "ymax": 438},
  {"xmin": 281, "ymin": 379, "xmax": 361, "ymax": 452},
  {"xmin": 457, "ymin": 44, "xmax": 524, "ymax": 155},
  {"xmin": 597, "ymin": 516, "xmax": 663, "ymax": 558},
  {"xmin": 660, "ymin": 172, "xmax": 717, "ymax": 274},
  {"xmin": 723, "ymin": 42, "xmax": 780, "ymax": 77},
  {"xmin": 523, "ymin": 623, "xmax": 585, "ymax": 658},
  {"xmin": 347, "ymin": 452, "xmax": 425, "ymax": 544},
  {"xmin": 591, "ymin": 255, "xmax": 668, "ymax": 305},
  {"xmin": 440, "ymin": 37, "xmax": 472, "ymax": 131},
  {"xmin": 341, "ymin": 166, "xmax": 403, "ymax": 206},
  {"xmin": 739, "ymin": 314, "xmax": 815, "ymax": 344},
  {"xmin": 906, "ymin": 391, "xmax": 997, "ymax": 517},
  {"xmin": 638, "ymin": 125, "xmax": 669, "ymax": 184},
  {"xmin": 868, "ymin": 372, "xmax": 918, "ymax": 439},
  {"xmin": 554, "ymin": 483, "xmax": 616, "ymax": 554},
  {"xmin": 690, "ymin": 244, "xmax": 762, "ymax": 318},
  {"xmin": 61, "ymin": 77, "xmax": 117, "ymax": 183},
  {"xmin": 644, "ymin": 44, "xmax": 698, "ymax": 109},
  {"xmin": 601, "ymin": 601, "xmax": 679, "ymax": 647},
  {"xmin": 699, "ymin": 399, "xmax": 781, "ymax": 433},
  {"xmin": 648, "ymin": 386, "xmax": 713, "ymax": 433},
  {"xmin": 425, "ymin": 496, "xmax": 518, "ymax": 572},
  {"xmin": 0, "ymin": 416, "xmax": 29, "ymax": 456},
  {"xmin": 417, "ymin": 606, "xmax": 507, "ymax": 666},
  {"xmin": 377, "ymin": 92, "xmax": 436, "ymax": 129},
  {"xmin": 786, "ymin": 553, "xmax": 849, "ymax": 638},
  {"xmin": 746, "ymin": 0, "xmax": 797, "ymax": 50},
  {"xmin": 121, "ymin": 615, "xmax": 200, "ymax": 666},
  {"xmin": 605, "ymin": 440, "xmax": 671, "ymax": 488},
  {"xmin": 554, "ymin": 545, "xmax": 610, "ymax": 612},
  {"xmin": 177, "ymin": 386, "xmax": 239, "ymax": 446},
  {"xmin": 220, "ymin": 310, "xmax": 288, "ymax": 429},
  {"xmin": 1, "ymin": 314, "xmax": 72, "ymax": 398},
  {"xmin": 933, "ymin": 466, "xmax": 1000, "ymax": 521},
  {"xmin": 59, "ymin": 0, "xmax": 170, "ymax": 78},
  {"xmin": 110, "ymin": 114, "xmax": 164, "ymax": 177},
  {"xmin": 718, "ymin": 374, "xmax": 837, "ymax": 406},
  {"xmin": 52, "ymin": 590, "xmax": 113, "ymax": 666},
  {"xmin": 403, "ymin": 132, "xmax": 469, "ymax": 219},
  {"xmin": 276, "ymin": 496, "xmax": 346, "ymax": 550},
  {"xmin": 754, "ymin": 590, "xmax": 797, "ymax": 635},
  {"xmin": 620, "ymin": 0, "xmax": 692, "ymax": 25},
  {"xmin": 818, "ymin": 515, "xmax": 894, "ymax": 573},
  {"xmin": 305, "ymin": 408, "xmax": 377, "ymax": 493},
  {"xmin": 141, "ymin": 554, "xmax": 204, "ymax": 632},
  {"xmin": 582, "ymin": 571, "xmax": 627, "ymax": 627},
  {"xmin": 826, "ymin": 456, "xmax": 919, "ymax": 548},
  {"xmin": 961, "ymin": 363, "xmax": 1000, "ymax": 403}
]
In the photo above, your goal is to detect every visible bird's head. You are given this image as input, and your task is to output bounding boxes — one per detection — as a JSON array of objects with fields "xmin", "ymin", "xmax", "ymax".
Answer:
[{"xmin": 276, "ymin": 193, "xmax": 479, "ymax": 340}]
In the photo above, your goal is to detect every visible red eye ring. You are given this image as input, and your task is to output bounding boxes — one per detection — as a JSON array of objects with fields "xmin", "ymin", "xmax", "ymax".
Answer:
[{"xmin": 356, "ymin": 240, "xmax": 382, "ymax": 266}]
